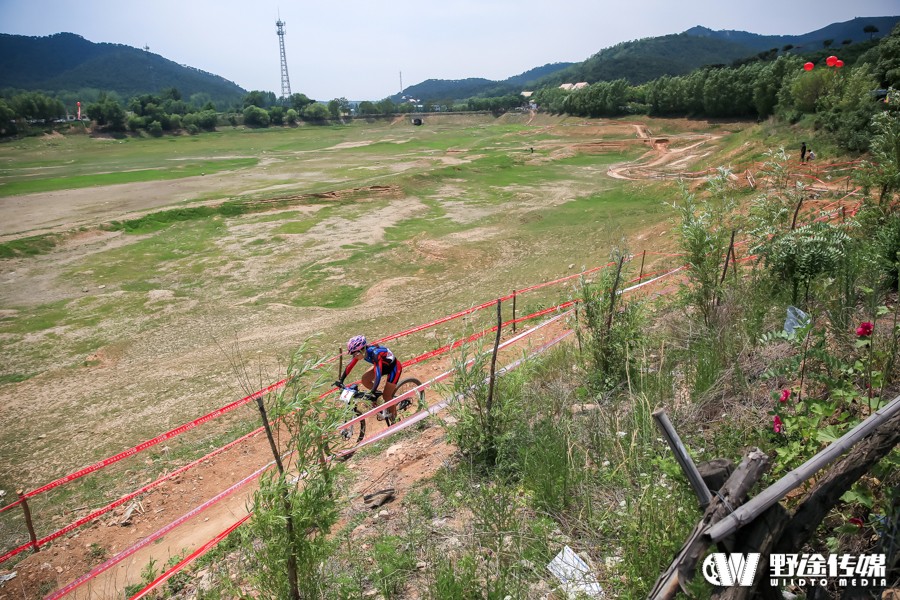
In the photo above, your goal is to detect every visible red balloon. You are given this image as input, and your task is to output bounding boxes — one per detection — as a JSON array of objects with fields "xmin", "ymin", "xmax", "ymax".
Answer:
[
  {"xmin": 826, "ymin": 55, "xmax": 838, "ymax": 67},
  {"xmin": 803, "ymin": 62, "xmax": 814, "ymax": 71},
  {"xmin": 835, "ymin": 59, "xmax": 844, "ymax": 68}
]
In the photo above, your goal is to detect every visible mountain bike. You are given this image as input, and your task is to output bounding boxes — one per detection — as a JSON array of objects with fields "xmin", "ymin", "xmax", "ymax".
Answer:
[{"xmin": 333, "ymin": 377, "xmax": 426, "ymax": 457}]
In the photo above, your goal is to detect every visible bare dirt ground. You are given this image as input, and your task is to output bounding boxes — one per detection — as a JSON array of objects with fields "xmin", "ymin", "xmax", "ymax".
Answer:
[{"xmin": 0, "ymin": 117, "xmax": 729, "ymax": 599}]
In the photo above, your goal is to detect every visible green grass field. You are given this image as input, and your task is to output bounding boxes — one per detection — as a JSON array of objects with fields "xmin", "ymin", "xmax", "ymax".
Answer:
[{"xmin": 0, "ymin": 114, "xmax": 743, "ymax": 489}]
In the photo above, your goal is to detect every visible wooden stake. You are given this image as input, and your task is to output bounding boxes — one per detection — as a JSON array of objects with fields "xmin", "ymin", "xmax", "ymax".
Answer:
[
  {"xmin": 511, "ymin": 290, "xmax": 517, "ymax": 334},
  {"xmin": 790, "ymin": 197, "xmax": 803, "ymax": 230},
  {"xmin": 719, "ymin": 230, "xmax": 735, "ymax": 285},
  {"xmin": 18, "ymin": 490, "xmax": 39, "ymax": 553},
  {"xmin": 652, "ymin": 410, "xmax": 712, "ymax": 507},
  {"xmin": 639, "ymin": 250, "xmax": 646, "ymax": 281},
  {"xmin": 486, "ymin": 300, "xmax": 502, "ymax": 440},
  {"xmin": 574, "ymin": 303, "xmax": 583, "ymax": 354},
  {"xmin": 256, "ymin": 397, "xmax": 285, "ymax": 475},
  {"xmin": 605, "ymin": 255, "xmax": 625, "ymax": 338},
  {"xmin": 337, "ymin": 347, "xmax": 343, "ymax": 382}
]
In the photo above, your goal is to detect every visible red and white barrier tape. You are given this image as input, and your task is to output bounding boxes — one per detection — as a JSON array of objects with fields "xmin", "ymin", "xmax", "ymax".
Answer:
[{"xmin": 53, "ymin": 312, "xmax": 577, "ymax": 599}]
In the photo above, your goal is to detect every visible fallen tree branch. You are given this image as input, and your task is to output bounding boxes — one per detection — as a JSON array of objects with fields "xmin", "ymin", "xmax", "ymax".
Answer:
[{"xmin": 648, "ymin": 448, "xmax": 769, "ymax": 600}]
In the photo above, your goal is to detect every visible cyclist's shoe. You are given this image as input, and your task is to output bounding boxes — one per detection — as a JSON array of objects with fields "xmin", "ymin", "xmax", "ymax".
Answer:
[
  {"xmin": 341, "ymin": 426, "xmax": 353, "ymax": 440},
  {"xmin": 376, "ymin": 410, "xmax": 389, "ymax": 421}
]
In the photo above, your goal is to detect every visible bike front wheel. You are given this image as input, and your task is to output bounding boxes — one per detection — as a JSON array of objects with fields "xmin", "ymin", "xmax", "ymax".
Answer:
[
  {"xmin": 391, "ymin": 377, "xmax": 426, "ymax": 423},
  {"xmin": 334, "ymin": 403, "xmax": 366, "ymax": 460}
]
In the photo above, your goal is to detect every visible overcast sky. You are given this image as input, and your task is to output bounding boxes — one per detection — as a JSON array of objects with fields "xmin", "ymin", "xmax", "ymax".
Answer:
[{"xmin": 1, "ymin": 0, "xmax": 897, "ymax": 101}]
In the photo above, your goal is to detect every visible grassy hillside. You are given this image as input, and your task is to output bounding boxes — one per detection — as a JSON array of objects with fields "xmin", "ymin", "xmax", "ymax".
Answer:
[{"xmin": 1, "ymin": 115, "xmax": 897, "ymax": 598}]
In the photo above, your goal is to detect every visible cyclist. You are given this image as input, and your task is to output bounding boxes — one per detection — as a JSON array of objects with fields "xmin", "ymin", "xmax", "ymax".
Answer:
[{"xmin": 335, "ymin": 335, "xmax": 403, "ymax": 421}]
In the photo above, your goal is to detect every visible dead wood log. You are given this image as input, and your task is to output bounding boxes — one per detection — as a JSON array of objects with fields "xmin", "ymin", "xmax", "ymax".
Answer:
[
  {"xmin": 713, "ymin": 503, "xmax": 790, "ymax": 600},
  {"xmin": 647, "ymin": 448, "xmax": 769, "ymax": 600}
]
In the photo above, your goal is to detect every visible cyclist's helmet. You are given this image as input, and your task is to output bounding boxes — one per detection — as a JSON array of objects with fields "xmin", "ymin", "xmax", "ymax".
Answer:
[{"xmin": 347, "ymin": 335, "xmax": 367, "ymax": 354}]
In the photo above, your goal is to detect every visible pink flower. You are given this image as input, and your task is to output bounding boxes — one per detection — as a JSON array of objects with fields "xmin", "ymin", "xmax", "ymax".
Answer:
[
  {"xmin": 848, "ymin": 517, "xmax": 864, "ymax": 528},
  {"xmin": 779, "ymin": 389, "xmax": 791, "ymax": 403},
  {"xmin": 856, "ymin": 322, "xmax": 874, "ymax": 337},
  {"xmin": 773, "ymin": 415, "xmax": 784, "ymax": 433}
]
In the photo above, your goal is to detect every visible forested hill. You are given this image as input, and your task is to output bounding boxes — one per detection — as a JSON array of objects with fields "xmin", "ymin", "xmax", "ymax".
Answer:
[
  {"xmin": 0, "ymin": 32, "xmax": 246, "ymax": 108},
  {"xmin": 393, "ymin": 62, "xmax": 573, "ymax": 104},
  {"xmin": 685, "ymin": 15, "xmax": 900, "ymax": 52},
  {"xmin": 395, "ymin": 15, "xmax": 899, "ymax": 103}
]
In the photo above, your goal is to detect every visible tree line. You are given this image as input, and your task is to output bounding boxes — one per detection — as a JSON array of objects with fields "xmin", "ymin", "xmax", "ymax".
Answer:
[
  {"xmin": 533, "ymin": 22, "xmax": 900, "ymax": 153},
  {"xmin": 3, "ymin": 22, "xmax": 897, "ymax": 150}
]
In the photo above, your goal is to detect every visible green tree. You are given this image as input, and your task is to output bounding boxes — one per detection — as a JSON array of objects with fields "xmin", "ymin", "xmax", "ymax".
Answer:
[
  {"xmin": 86, "ymin": 93, "xmax": 126, "ymax": 130},
  {"xmin": 814, "ymin": 63, "xmax": 880, "ymax": 151},
  {"xmin": 10, "ymin": 92, "xmax": 65, "ymax": 121},
  {"xmin": 756, "ymin": 221, "xmax": 851, "ymax": 304},
  {"xmin": 864, "ymin": 24, "xmax": 880, "ymax": 40},
  {"xmin": 857, "ymin": 109, "xmax": 900, "ymax": 203},
  {"xmin": 188, "ymin": 92, "xmax": 212, "ymax": 110},
  {"xmin": 126, "ymin": 114, "xmax": 145, "ymax": 132},
  {"xmin": 357, "ymin": 100, "xmax": 377, "ymax": 115},
  {"xmin": 160, "ymin": 87, "xmax": 182, "ymax": 101},
  {"xmin": 289, "ymin": 93, "xmax": 314, "ymax": 112},
  {"xmin": 243, "ymin": 90, "xmax": 272, "ymax": 108},
  {"xmin": 301, "ymin": 103, "xmax": 328, "ymax": 122},
  {"xmin": 786, "ymin": 67, "xmax": 831, "ymax": 113},
  {"xmin": 327, "ymin": 98, "xmax": 341, "ymax": 119},
  {"xmin": 0, "ymin": 99, "xmax": 17, "ymax": 135},
  {"xmin": 375, "ymin": 98, "xmax": 396, "ymax": 115},
  {"xmin": 269, "ymin": 105, "xmax": 285, "ymax": 125},
  {"xmin": 872, "ymin": 23, "xmax": 900, "ymax": 88},
  {"xmin": 242, "ymin": 105, "xmax": 270, "ymax": 127}
]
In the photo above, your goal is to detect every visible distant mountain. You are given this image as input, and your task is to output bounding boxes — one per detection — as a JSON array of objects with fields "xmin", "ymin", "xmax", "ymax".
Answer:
[
  {"xmin": 685, "ymin": 15, "xmax": 900, "ymax": 52},
  {"xmin": 0, "ymin": 32, "xmax": 246, "ymax": 107},
  {"xmin": 395, "ymin": 15, "xmax": 899, "ymax": 103},
  {"xmin": 392, "ymin": 63, "xmax": 573, "ymax": 104},
  {"xmin": 537, "ymin": 34, "xmax": 758, "ymax": 88}
]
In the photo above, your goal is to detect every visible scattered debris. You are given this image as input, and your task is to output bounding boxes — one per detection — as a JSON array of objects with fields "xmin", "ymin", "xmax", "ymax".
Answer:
[
  {"xmin": 547, "ymin": 545, "xmax": 604, "ymax": 599},
  {"xmin": 120, "ymin": 502, "xmax": 138, "ymax": 526},
  {"xmin": 0, "ymin": 572, "xmax": 16, "ymax": 585},
  {"xmin": 364, "ymin": 488, "xmax": 395, "ymax": 509}
]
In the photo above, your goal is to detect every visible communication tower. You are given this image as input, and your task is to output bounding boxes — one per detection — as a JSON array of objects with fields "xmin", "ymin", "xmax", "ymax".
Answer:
[{"xmin": 276, "ymin": 18, "xmax": 292, "ymax": 100}]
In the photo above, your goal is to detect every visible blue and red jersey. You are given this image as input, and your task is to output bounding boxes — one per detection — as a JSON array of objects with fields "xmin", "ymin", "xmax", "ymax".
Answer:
[{"xmin": 340, "ymin": 344, "xmax": 402, "ymax": 390}]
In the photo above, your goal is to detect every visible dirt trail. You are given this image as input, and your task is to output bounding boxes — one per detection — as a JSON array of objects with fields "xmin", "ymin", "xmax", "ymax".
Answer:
[
  {"xmin": 6, "ymin": 317, "xmax": 575, "ymax": 599},
  {"xmin": 607, "ymin": 130, "xmax": 719, "ymax": 181}
]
